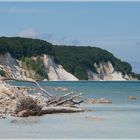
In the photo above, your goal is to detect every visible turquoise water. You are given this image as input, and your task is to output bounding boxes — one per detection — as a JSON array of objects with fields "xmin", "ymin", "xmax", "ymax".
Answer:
[{"xmin": 0, "ymin": 81, "xmax": 140, "ymax": 138}]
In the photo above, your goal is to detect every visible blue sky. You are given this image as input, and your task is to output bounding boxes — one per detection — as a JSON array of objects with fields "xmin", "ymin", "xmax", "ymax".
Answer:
[{"xmin": 0, "ymin": 2, "xmax": 140, "ymax": 73}]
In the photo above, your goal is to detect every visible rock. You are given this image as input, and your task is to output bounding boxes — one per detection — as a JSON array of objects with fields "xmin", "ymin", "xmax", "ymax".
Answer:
[
  {"xmin": 86, "ymin": 98, "xmax": 112, "ymax": 104},
  {"xmin": 0, "ymin": 114, "xmax": 6, "ymax": 119},
  {"xmin": 128, "ymin": 96, "xmax": 137, "ymax": 100},
  {"xmin": 54, "ymin": 87, "xmax": 68, "ymax": 92},
  {"xmin": 85, "ymin": 115, "xmax": 105, "ymax": 121}
]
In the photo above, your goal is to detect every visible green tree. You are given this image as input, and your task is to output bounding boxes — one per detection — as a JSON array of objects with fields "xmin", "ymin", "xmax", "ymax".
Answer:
[{"xmin": 74, "ymin": 66, "xmax": 88, "ymax": 80}]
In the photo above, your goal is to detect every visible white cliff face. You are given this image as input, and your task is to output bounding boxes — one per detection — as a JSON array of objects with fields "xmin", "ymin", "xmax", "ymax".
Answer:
[
  {"xmin": 0, "ymin": 53, "xmax": 78, "ymax": 81},
  {"xmin": 0, "ymin": 53, "xmax": 31, "ymax": 80},
  {"xmin": 0, "ymin": 53, "xmax": 137, "ymax": 81},
  {"xmin": 43, "ymin": 55, "xmax": 78, "ymax": 81},
  {"xmin": 87, "ymin": 61, "xmax": 131, "ymax": 81}
]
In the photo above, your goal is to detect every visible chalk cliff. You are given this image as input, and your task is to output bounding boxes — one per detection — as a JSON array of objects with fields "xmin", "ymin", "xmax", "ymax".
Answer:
[
  {"xmin": 43, "ymin": 54, "xmax": 78, "ymax": 81},
  {"xmin": 0, "ymin": 53, "xmax": 137, "ymax": 81},
  {"xmin": 0, "ymin": 53, "xmax": 78, "ymax": 81},
  {"xmin": 87, "ymin": 61, "xmax": 136, "ymax": 80},
  {"xmin": 0, "ymin": 53, "xmax": 31, "ymax": 80}
]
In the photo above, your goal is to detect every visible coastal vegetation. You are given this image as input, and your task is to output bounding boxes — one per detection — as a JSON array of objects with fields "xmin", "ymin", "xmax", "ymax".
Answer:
[
  {"xmin": 21, "ymin": 57, "xmax": 48, "ymax": 80},
  {"xmin": 54, "ymin": 45, "xmax": 132, "ymax": 79},
  {"xmin": 0, "ymin": 37, "xmax": 138, "ymax": 80},
  {"xmin": 0, "ymin": 37, "xmax": 54, "ymax": 58},
  {"xmin": 0, "ymin": 70, "xmax": 6, "ymax": 77},
  {"xmin": 131, "ymin": 72, "xmax": 140, "ymax": 80}
]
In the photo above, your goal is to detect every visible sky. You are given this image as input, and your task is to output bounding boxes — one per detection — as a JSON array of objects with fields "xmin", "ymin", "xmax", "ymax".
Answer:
[{"xmin": 0, "ymin": 2, "xmax": 140, "ymax": 73}]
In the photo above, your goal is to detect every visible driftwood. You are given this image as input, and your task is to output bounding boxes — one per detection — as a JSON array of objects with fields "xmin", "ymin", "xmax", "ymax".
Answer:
[
  {"xmin": 0, "ymin": 78, "xmax": 84, "ymax": 117},
  {"xmin": 0, "ymin": 78, "xmax": 52, "ymax": 98},
  {"xmin": 46, "ymin": 92, "xmax": 74, "ymax": 106},
  {"xmin": 41, "ymin": 106, "xmax": 84, "ymax": 114},
  {"xmin": 55, "ymin": 93, "xmax": 83, "ymax": 106},
  {"xmin": 34, "ymin": 81, "xmax": 52, "ymax": 98}
]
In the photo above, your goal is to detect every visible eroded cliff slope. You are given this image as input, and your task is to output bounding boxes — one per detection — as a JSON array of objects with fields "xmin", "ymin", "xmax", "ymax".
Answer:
[
  {"xmin": 87, "ymin": 61, "xmax": 136, "ymax": 80},
  {"xmin": 0, "ymin": 53, "xmax": 137, "ymax": 81}
]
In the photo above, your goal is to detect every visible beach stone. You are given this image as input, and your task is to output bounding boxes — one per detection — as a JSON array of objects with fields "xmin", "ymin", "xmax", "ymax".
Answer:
[
  {"xmin": 86, "ymin": 98, "xmax": 112, "ymax": 104},
  {"xmin": 85, "ymin": 115, "xmax": 105, "ymax": 121},
  {"xmin": 128, "ymin": 96, "xmax": 137, "ymax": 100},
  {"xmin": 54, "ymin": 87, "xmax": 68, "ymax": 92}
]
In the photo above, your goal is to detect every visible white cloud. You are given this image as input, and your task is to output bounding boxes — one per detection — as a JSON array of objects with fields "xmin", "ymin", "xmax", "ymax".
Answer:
[
  {"xmin": 71, "ymin": 39, "xmax": 80, "ymax": 45},
  {"xmin": 57, "ymin": 36, "xmax": 81, "ymax": 46},
  {"xmin": 17, "ymin": 28, "xmax": 81, "ymax": 46},
  {"xmin": 17, "ymin": 28, "xmax": 53, "ymax": 40},
  {"xmin": 18, "ymin": 28, "xmax": 41, "ymax": 38}
]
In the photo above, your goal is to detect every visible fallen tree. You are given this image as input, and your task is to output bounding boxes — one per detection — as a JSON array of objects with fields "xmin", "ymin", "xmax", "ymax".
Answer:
[{"xmin": 0, "ymin": 78, "xmax": 85, "ymax": 118}]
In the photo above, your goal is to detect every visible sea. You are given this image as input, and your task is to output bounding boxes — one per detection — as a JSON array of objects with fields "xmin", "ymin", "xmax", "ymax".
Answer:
[{"xmin": 0, "ymin": 81, "xmax": 140, "ymax": 138}]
